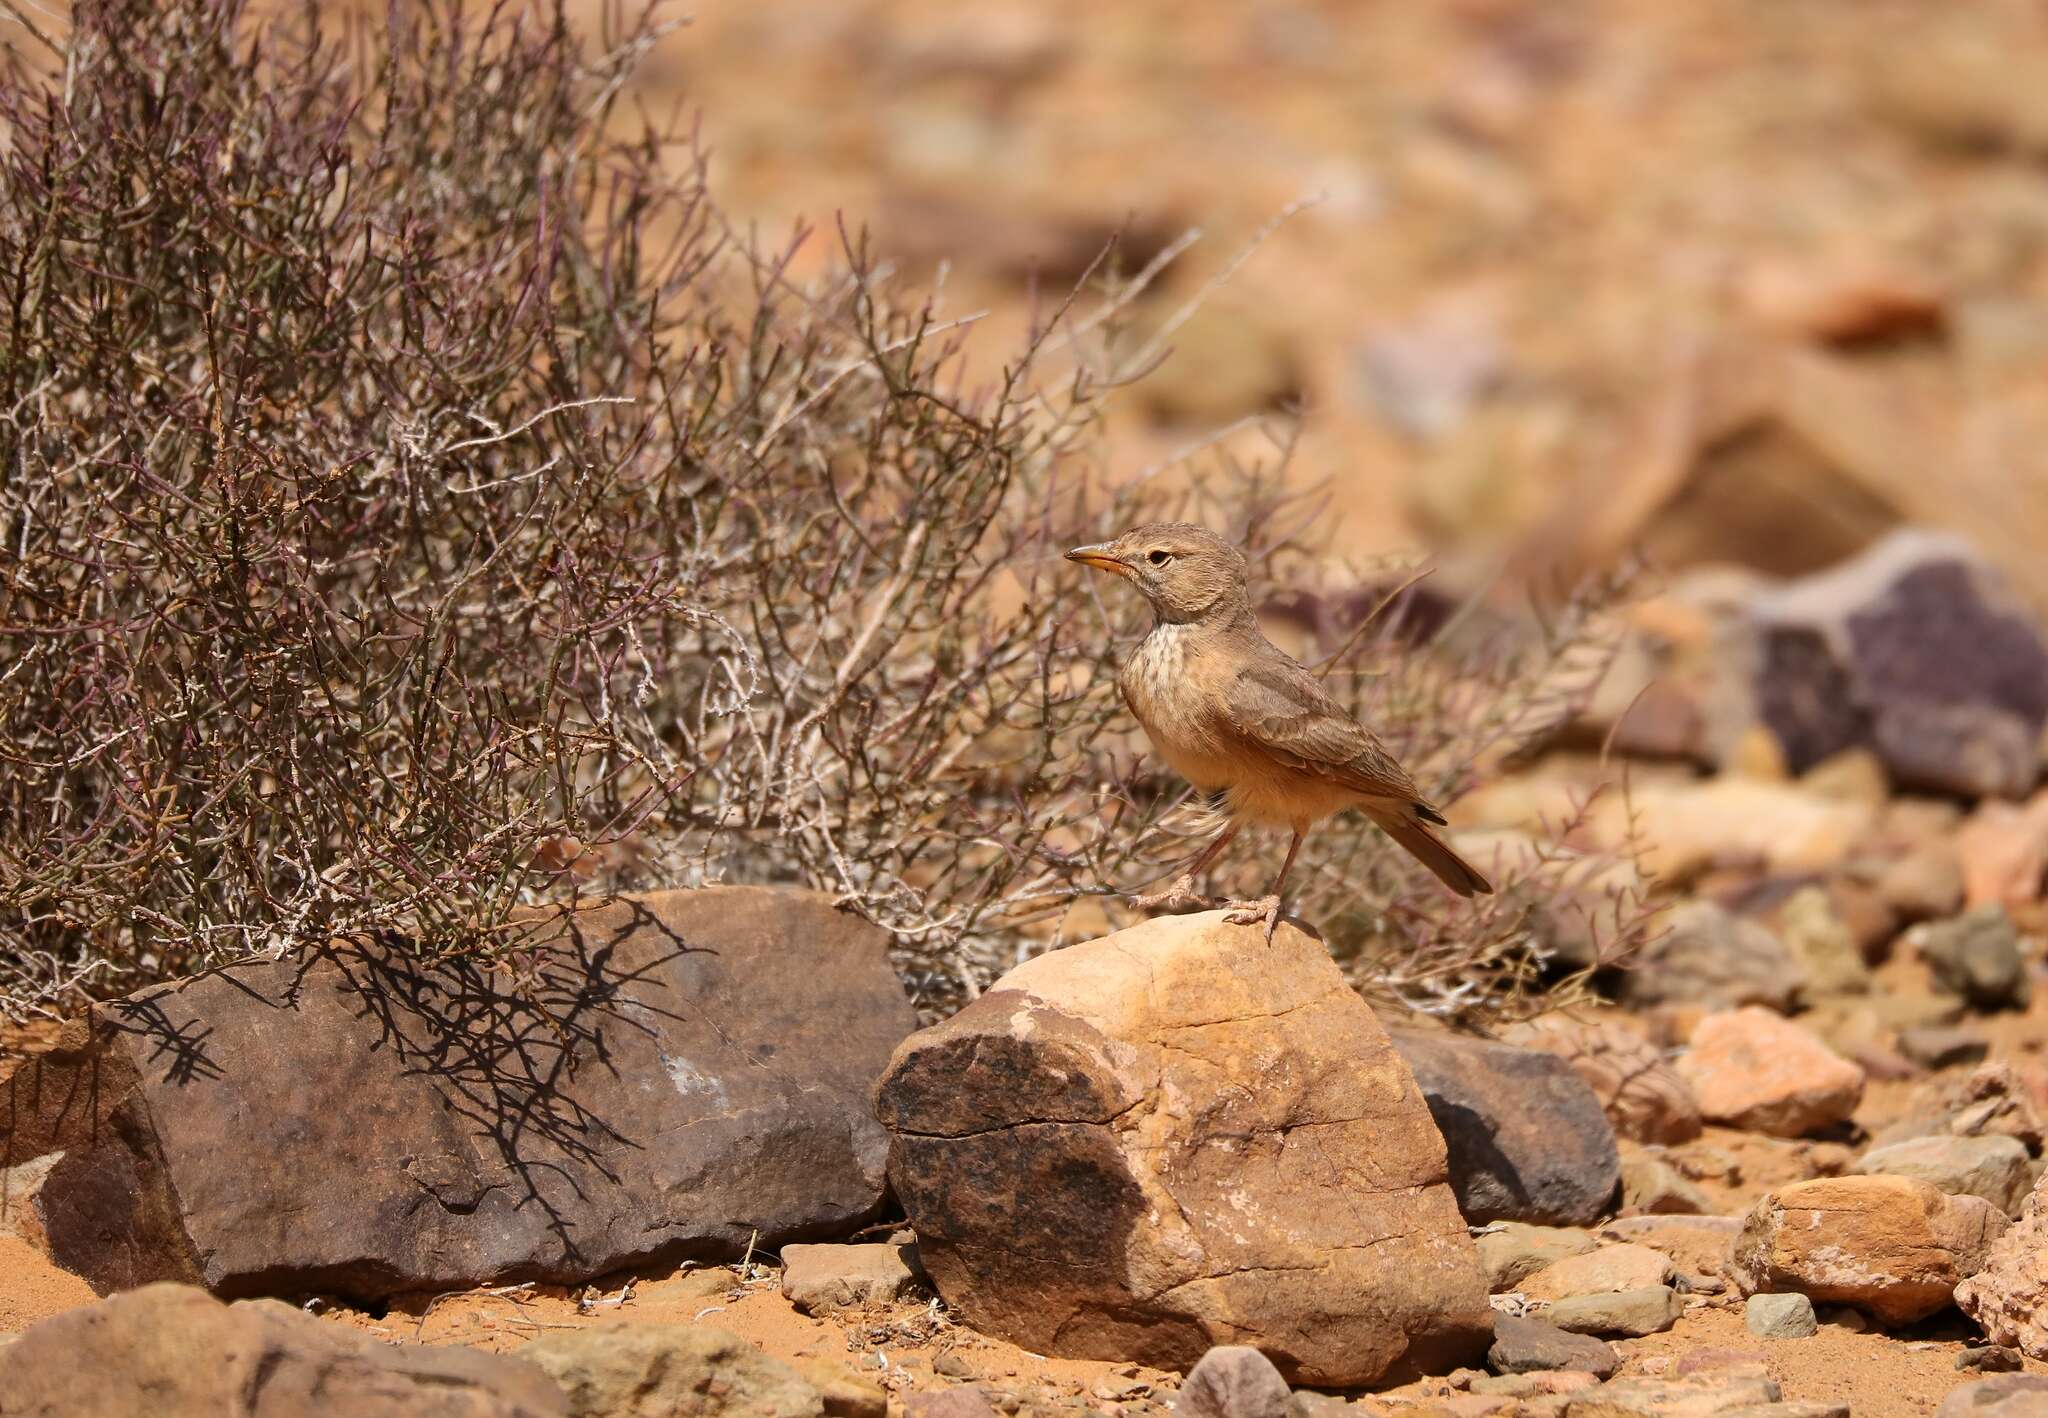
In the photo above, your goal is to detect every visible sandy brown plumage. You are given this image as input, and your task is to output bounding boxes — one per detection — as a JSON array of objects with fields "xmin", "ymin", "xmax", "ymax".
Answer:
[{"xmin": 1068, "ymin": 521, "xmax": 1491, "ymax": 937}]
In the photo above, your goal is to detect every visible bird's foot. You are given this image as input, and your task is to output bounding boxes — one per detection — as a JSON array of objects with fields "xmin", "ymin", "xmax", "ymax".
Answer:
[
  {"xmin": 1223, "ymin": 894, "xmax": 1285, "ymax": 942},
  {"xmin": 1130, "ymin": 875, "xmax": 1216, "ymax": 914}
]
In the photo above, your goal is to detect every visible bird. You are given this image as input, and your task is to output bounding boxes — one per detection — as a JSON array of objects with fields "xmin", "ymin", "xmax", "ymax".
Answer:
[{"xmin": 1066, "ymin": 521, "xmax": 1492, "ymax": 939}]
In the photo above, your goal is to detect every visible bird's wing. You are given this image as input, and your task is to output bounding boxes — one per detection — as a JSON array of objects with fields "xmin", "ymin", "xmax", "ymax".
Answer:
[{"xmin": 1220, "ymin": 652, "xmax": 1430, "ymax": 806}]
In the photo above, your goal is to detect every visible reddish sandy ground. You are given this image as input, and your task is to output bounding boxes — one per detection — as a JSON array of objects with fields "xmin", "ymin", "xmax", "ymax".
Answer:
[
  {"xmin": 4, "ymin": 1202, "xmax": 2044, "ymax": 1416},
  {"xmin": 2, "ymin": 966, "xmax": 2043, "ymax": 1412}
]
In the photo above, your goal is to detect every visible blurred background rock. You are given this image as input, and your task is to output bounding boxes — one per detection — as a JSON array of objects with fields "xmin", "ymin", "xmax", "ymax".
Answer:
[{"xmin": 501, "ymin": 0, "xmax": 2048, "ymax": 602}]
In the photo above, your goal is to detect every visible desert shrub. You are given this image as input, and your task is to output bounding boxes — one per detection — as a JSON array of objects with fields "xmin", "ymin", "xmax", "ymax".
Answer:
[{"xmin": 0, "ymin": 0, "xmax": 1649, "ymax": 1031}]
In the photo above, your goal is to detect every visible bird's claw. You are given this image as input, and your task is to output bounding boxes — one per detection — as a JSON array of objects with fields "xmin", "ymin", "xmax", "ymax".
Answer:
[
  {"xmin": 1223, "ymin": 894, "xmax": 1284, "ymax": 942},
  {"xmin": 1130, "ymin": 875, "xmax": 1216, "ymax": 914}
]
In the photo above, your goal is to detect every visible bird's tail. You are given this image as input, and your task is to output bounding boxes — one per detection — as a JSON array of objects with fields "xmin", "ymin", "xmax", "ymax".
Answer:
[{"xmin": 1365, "ymin": 801, "xmax": 1494, "ymax": 898}]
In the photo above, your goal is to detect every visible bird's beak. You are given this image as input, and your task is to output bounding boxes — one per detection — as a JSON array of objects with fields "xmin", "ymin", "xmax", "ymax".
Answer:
[{"xmin": 1065, "ymin": 543, "xmax": 1133, "ymax": 579}]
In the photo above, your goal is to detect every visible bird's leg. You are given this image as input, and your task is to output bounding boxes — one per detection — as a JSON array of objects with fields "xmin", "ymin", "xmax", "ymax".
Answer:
[
  {"xmin": 1131, "ymin": 821, "xmax": 1241, "ymax": 913},
  {"xmin": 1225, "ymin": 825, "xmax": 1306, "ymax": 943}
]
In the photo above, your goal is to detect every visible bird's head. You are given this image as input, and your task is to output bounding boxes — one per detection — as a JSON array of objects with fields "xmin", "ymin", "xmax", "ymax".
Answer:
[{"xmin": 1065, "ymin": 522, "xmax": 1250, "ymax": 623}]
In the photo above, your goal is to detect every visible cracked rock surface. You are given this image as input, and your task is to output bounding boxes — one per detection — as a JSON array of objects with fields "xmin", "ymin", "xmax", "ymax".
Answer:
[
  {"xmin": 872, "ymin": 911, "xmax": 1492, "ymax": 1387},
  {"xmin": 0, "ymin": 887, "xmax": 916, "ymax": 1300},
  {"xmin": 1730, "ymin": 1174, "xmax": 2010, "ymax": 1326},
  {"xmin": 1957, "ymin": 1169, "xmax": 2048, "ymax": 1361}
]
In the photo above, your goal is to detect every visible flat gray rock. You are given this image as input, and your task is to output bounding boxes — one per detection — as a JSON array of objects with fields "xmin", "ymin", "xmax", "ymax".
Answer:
[
  {"xmin": 1857, "ymin": 1134, "xmax": 2034, "ymax": 1216},
  {"xmin": 1543, "ymin": 1284, "xmax": 1684, "ymax": 1337},
  {"xmin": 1486, "ymin": 1314, "xmax": 1620, "ymax": 1378}
]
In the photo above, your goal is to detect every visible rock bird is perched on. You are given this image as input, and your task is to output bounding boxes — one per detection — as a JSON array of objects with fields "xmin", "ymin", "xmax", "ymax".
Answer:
[{"xmin": 1067, "ymin": 522, "xmax": 1492, "ymax": 939}]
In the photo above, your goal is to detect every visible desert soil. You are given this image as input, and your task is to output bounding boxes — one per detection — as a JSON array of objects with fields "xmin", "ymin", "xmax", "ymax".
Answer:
[{"xmin": 5, "ymin": 965, "xmax": 2043, "ymax": 1414}]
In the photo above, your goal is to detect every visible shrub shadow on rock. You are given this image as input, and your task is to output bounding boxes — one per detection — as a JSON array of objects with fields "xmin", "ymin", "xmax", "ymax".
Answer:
[{"xmin": 4, "ymin": 888, "xmax": 915, "ymax": 1301}]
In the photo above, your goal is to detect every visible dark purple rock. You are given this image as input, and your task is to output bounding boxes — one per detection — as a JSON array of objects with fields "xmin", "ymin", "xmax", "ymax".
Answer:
[{"xmin": 1752, "ymin": 532, "xmax": 2048, "ymax": 799}]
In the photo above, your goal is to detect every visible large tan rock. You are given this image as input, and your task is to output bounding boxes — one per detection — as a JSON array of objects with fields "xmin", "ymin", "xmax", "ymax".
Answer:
[
  {"xmin": 1675, "ymin": 1007, "xmax": 1866, "ymax": 1137},
  {"xmin": 1956, "ymin": 1171, "xmax": 2048, "ymax": 1360},
  {"xmin": 1731, "ymin": 1175, "xmax": 2010, "ymax": 1325},
  {"xmin": 0, "ymin": 1281, "xmax": 567, "ymax": 1417},
  {"xmin": 874, "ymin": 912, "xmax": 1492, "ymax": 1386}
]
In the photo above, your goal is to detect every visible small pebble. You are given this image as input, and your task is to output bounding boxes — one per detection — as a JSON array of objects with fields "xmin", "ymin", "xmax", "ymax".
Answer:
[
  {"xmin": 1745, "ymin": 1292, "xmax": 1818, "ymax": 1340},
  {"xmin": 1956, "ymin": 1345, "xmax": 2024, "ymax": 1373}
]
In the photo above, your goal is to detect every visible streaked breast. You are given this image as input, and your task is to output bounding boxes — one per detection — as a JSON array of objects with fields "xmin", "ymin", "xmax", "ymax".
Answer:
[{"xmin": 1119, "ymin": 623, "xmax": 1237, "ymax": 792}]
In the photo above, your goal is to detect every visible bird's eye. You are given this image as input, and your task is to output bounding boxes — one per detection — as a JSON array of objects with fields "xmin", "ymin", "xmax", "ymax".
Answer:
[{"xmin": 1148, "ymin": 550, "xmax": 1172, "ymax": 566}]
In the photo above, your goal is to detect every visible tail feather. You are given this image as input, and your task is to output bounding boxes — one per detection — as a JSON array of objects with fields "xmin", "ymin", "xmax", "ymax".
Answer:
[{"xmin": 1366, "ymin": 803, "xmax": 1494, "ymax": 898}]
